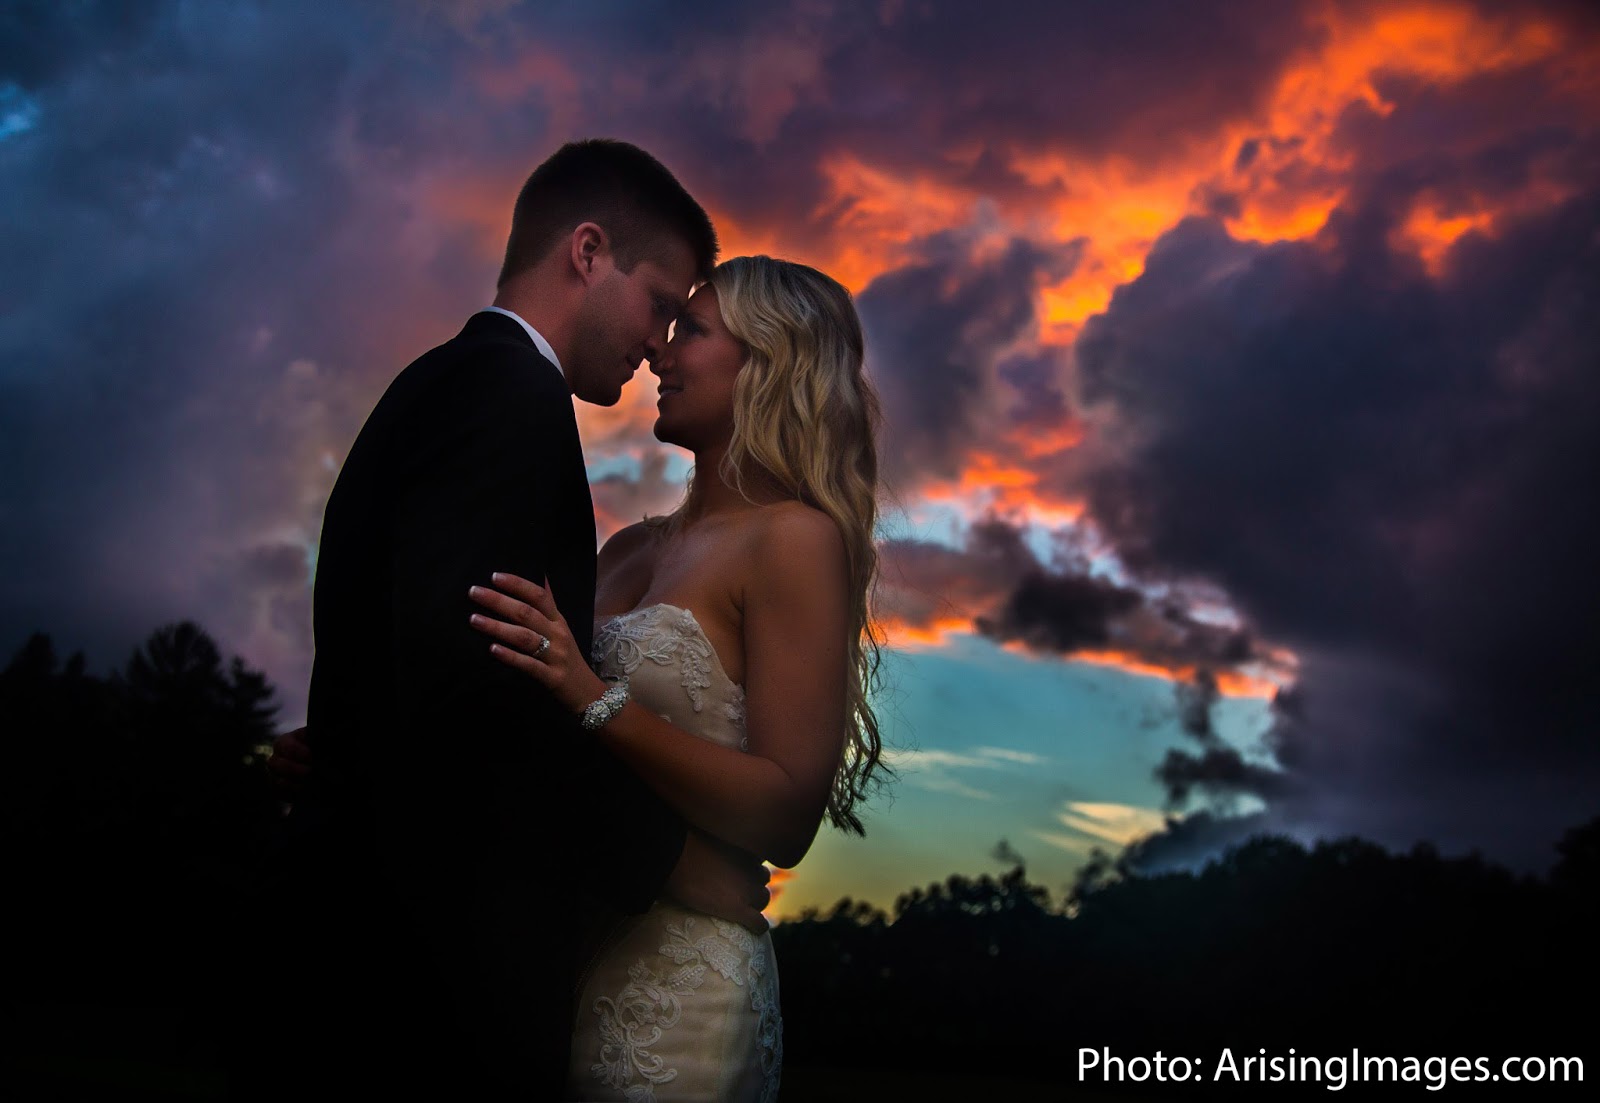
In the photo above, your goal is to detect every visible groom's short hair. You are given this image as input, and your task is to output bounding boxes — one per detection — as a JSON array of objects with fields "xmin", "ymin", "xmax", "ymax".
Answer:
[{"xmin": 499, "ymin": 139, "xmax": 718, "ymax": 287}]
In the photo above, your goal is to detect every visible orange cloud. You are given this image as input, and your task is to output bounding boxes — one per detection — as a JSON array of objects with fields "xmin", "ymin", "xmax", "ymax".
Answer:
[
  {"xmin": 765, "ymin": 866, "xmax": 794, "ymax": 919},
  {"xmin": 402, "ymin": 1, "xmax": 1595, "ymax": 728},
  {"xmin": 1009, "ymin": 420, "xmax": 1084, "ymax": 459},
  {"xmin": 813, "ymin": 153, "xmax": 983, "ymax": 291},
  {"xmin": 1392, "ymin": 172, "xmax": 1587, "ymax": 275},
  {"xmin": 418, "ymin": 0, "xmax": 1590, "ymax": 346},
  {"xmin": 1061, "ymin": 648, "xmax": 1282, "ymax": 700},
  {"xmin": 700, "ymin": 205, "xmax": 795, "ymax": 271},
  {"xmin": 1224, "ymin": 2, "xmax": 1574, "ymax": 262},
  {"xmin": 1317, "ymin": 4, "xmax": 1562, "ymax": 91},
  {"xmin": 967, "ymin": 636, "xmax": 1286, "ymax": 700},
  {"xmin": 1025, "ymin": 3, "xmax": 1570, "ymax": 332},
  {"xmin": 878, "ymin": 615, "xmax": 974, "ymax": 651},
  {"xmin": 1016, "ymin": 154, "xmax": 1193, "ymax": 341},
  {"xmin": 919, "ymin": 451, "xmax": 1086, "ymax": 526},
  {"xmin": 1397, "ymin": 203, "xmax": 1497, "ymax": 275},
  {"xmin": 792, "ymin": 2, "xmax": 1583, "ymax": 350}
]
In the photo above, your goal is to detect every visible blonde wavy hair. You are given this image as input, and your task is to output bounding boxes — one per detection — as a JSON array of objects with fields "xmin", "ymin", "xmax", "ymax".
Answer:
[{"xmin": 663, "ymin": 255, "xmax": 887, "ymax": 834}]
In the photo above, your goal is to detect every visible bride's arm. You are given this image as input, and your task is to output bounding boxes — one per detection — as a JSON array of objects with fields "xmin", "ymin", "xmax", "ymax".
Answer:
[{"xmin": 470, "ymin": 508, "xmax": 849, "ymax": 869}]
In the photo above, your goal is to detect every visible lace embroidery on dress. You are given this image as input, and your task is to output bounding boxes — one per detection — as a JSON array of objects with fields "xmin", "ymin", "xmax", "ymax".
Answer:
[
  {"xmin": 714, "ymin": 920, "xmax": 783, "ymax": 1103},
  {"xmin": 588, "ymin": 918, "xmax": 782, "ymax": 1102},
  {"xmin": 594, "ymin": 605, "xmax": 718, "ymax": 712},
  {"xmin": 588, "ymin": 957, "xmax": 703, "ymax": 1100},
  {"xmin": 584, "ymin": 605, "xmax": 777, "ymax": 1099},
  {"xmin": 727, "ymin": 687, "xmax": 749, "ymax": 752}
]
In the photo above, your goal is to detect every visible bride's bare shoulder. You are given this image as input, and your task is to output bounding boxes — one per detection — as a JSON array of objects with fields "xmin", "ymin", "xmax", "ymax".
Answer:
[
  {"xmin": 747, "ymin": 501, "xmax": 845, "ymax": 577},
  {"xmin": 753, "ymin": 499, "xmax": 836, "ymax": 534},
  {"xmin": 598, "ymin": 519, "xmax": 662, "ymax": 568},
  {"xmin": 597, "ymin": 520, "xmax": 664, "ymax": 608}
]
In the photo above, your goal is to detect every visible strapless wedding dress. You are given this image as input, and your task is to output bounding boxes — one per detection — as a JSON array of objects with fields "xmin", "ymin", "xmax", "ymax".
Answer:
[{"xmin": 567, "ymin": 604, "xmax": 782, "ymax": 1103}]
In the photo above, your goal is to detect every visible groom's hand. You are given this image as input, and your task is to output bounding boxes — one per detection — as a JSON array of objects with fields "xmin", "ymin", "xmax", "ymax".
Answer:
[{"xmin": 665, "ymin": 830, "xmax": 772, "ymax": 934}]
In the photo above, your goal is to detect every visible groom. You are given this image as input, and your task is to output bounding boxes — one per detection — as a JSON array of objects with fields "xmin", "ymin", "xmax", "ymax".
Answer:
[{"xmin": 269, "ymin": 141, "xmax": 767, "ymax": 1100}]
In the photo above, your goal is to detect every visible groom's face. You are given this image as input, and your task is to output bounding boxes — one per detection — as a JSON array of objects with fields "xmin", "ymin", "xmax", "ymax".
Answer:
[{"xmin": 569, "ymin": 236, "xmax": 697, "ymax": 407}]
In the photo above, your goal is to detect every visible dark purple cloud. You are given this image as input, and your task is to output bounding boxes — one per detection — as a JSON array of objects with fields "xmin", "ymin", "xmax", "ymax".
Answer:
[
  {"xmin": 1114, "ymin": 809, "xmax": 1275, "ymax": 876},
  {"xmin": 858, "ymin": 233, "xmax": 1079, "ymax": 484},
  {"xmin": 0, "ymin": 1, "xmax": 505, "ymax": 712},
  {"xmin": 880, "ymin": 519, "xmax": 1274, "ymax": 696},
  {"xmin": 877, "ymin": 520, "xmax": 1040, "ymax": 630},
  {"xmin": 318, "ymin": 0, "xmax": 1337, "ymax": 244},
  {"xmin": 978, "ymin": 572, "xmax": 1143, "ymax": 654},
  {"xmin": 1071, "ymin": 118, "xmax": 1600, "ymax": 867},
  {"xmin": 3, "ymin": 0, "xmax": 1597, "ymax": 886}
]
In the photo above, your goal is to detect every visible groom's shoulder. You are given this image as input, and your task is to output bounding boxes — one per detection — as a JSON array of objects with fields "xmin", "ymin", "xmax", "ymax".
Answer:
[{"xmin": 393, "ymin": 321, "xmax": 567, "ymax": 406}]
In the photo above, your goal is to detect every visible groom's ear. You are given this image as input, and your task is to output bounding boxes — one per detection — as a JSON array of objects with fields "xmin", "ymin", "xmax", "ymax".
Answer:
[{"xmin": 570, "ymin": 222, "xmax": 610, "ymax": 284}]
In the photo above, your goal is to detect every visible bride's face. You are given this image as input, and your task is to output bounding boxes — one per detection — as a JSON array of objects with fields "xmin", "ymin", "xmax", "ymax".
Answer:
[{"xmin": 650, "ymin": 284, "xmax": 746, "ymax": 451}]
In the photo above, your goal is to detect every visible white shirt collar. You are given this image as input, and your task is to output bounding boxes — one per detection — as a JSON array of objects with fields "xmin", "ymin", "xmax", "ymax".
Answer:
[{"xmin": 478, "ymin": 306, "xmax": 563, "ymax": 377}]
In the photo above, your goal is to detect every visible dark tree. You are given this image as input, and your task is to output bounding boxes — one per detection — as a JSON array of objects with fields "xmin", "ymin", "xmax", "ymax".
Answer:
[
  {"xmin": 774, "ymin": 820, "xmax": 1595, "ymax": 1091},
  {"xmin": 5, "ymin": 623, "xmax": 285, "ymax": 1096}
]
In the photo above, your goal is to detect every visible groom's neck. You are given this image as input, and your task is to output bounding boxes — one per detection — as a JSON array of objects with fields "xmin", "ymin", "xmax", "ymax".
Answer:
[{"xmin": 493, "ymin": 265, "xmax": 581, "ymax": 367}]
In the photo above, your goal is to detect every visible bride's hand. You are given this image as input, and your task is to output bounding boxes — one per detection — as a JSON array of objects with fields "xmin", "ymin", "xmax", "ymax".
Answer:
[{"xmin": 468, "ymin": 572, "xmax": 608, "ymax": 716}]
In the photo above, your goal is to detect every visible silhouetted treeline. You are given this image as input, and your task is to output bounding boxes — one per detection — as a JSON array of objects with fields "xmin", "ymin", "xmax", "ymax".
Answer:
[
  {"xmin": 4, "ymin": 624, "xmax": 281, "ymax": 1093},
  {"xmin": 772, "ymin": 826, "xmax": 1598, "ymax": 1080},
  {"xmin": 5, "ymin": 624, "xmax": 1596, "ymax": 1095}
]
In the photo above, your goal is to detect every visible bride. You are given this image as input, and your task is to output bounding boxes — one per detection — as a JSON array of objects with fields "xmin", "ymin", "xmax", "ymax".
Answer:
[{"xmin": 468, "ymin": 254, "xmax": 887, "ymax": 1101}]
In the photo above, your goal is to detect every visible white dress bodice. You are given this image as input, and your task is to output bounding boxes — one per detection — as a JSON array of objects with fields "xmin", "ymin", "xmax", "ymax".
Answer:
[
  {"xmin": 567, "ymin": 605, "xmax": 782, "ymax": 1103},
  {"xmin": 591, "ymin": 603, "xmax": 749, "ymax": 752}
]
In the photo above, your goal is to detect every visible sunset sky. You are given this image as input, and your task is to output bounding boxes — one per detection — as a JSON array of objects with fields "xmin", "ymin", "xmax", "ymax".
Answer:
[{"xmin": 3, "ymin": 0, "xmax": 1598, "ymax": 918}]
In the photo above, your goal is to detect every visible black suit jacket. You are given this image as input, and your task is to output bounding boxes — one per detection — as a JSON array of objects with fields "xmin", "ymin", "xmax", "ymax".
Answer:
[{"xmin": 288, "ymin": 311, "xmax": 685, "ymax": 1096}]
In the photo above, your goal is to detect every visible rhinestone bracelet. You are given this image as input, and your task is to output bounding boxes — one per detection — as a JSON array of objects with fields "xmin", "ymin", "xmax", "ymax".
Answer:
[{"xmin": 581, "ymin": 678, "xmax": 630, "ymax": 732}]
